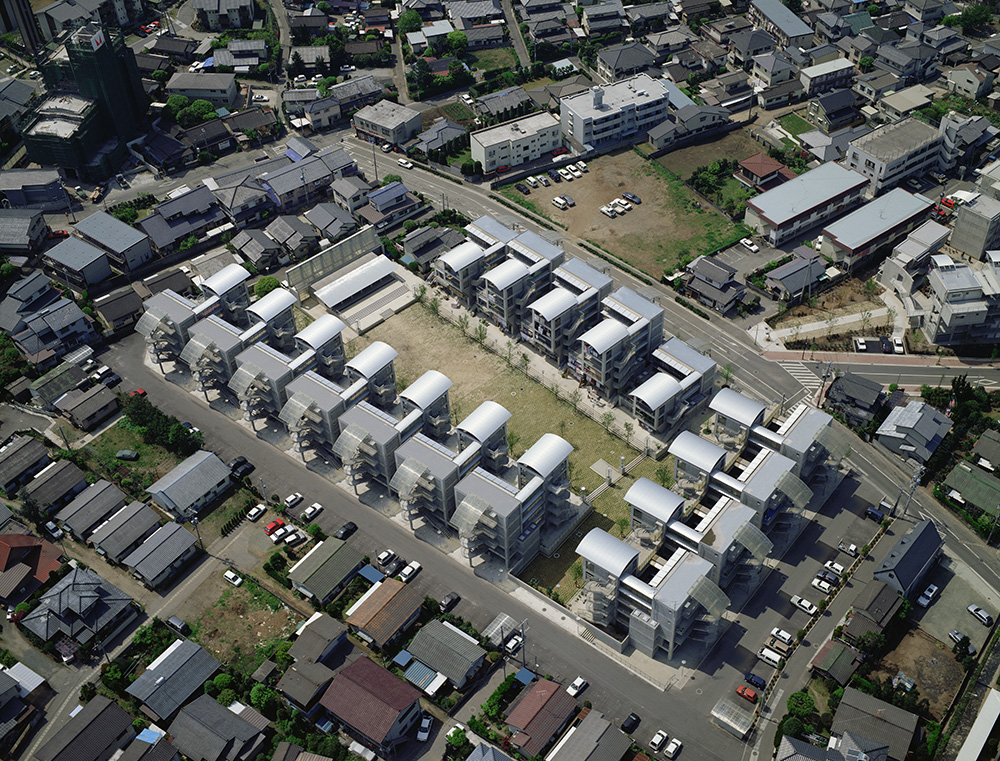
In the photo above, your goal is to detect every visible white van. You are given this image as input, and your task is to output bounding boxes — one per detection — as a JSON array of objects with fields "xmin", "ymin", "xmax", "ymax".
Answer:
[
  {"xmin": 551, "ymin": 196, "xmax": 568, "ymax": 210},
  {"xmin": 600, "ymin": 204, "xmax": 617, "ymax": 218},
  {"xmin": 757, "ymin": 646, "xmax": 783, "ymax": 668}
]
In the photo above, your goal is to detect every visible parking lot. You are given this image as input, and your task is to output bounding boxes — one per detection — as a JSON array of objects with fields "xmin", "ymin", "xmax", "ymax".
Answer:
[
  {"xmin": 913, "ymin": 555, "xmax": 998, "ymax": 656},
  {"xmin": 853, "ymin": 336, "xmax": 905, "ymax": 354}
]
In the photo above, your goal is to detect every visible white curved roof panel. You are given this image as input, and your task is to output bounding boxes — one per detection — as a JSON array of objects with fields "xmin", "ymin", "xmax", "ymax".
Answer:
[
  {"xmin": 295, "ymin": 313, "xmax": 346, "ymax": 349},
  {"xmin": 483, "ymin": 259, "xmax": 529, "ymax": 291},
  {"xmin": 347, "ymin": 340, "xmax": 397, "ymax": 378},
  {"xmin": 315, "ymin": 255, "xmax": 396, "ymax": 311},
  {"xmin": 519, "ymin": 433, "xmax": 573, "ymax": 477},
  {"xmin": 576, "ymin": 527, "xmax": 638, "ymax": 579},
  {"xmin": 528, "ymin": 288, "xmax": 577, "ymax": 322},
  {"xmin": 457, "ymin": 401, "xmax": 511, "ymax": 442},
  {"xmin": 400, "ymin": 370, "xmax": 453, "ymax": 409},
  {"xmin": 668, "ymin": 431, "xmax": 725, "ymax": 473},
  {"xmin": 710, "ymin": 388, "xmax": 765, "ymax": 428},
  {"xmin": 248, "ymin": 288, "xmax": 296, "ymax": 323},
  {"xmin": 438, "ymin": 240, "xmax": 485, "ymax": 272},
  {"xmin": 579, "ymin": 319, "xmax": 629, "ymax": 355},
  {"xmin": 624, "ymin": 477, "xmax": 683, "ymax": 522},
  {"xmin": 201, "ymin": 263, "xmax": 250, "ymax": 296},
  {"xmin": 630, "ymin": 373, "xmax": 682, "ymax": 410}
]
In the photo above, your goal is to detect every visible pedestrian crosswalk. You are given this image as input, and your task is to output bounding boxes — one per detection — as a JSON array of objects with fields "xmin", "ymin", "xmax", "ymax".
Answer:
[{"xmin": 779, "ymin": 361, "xmax": 823, "ymax": 397}]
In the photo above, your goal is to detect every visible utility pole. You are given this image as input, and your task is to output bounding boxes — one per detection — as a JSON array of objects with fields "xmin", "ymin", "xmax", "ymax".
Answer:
[
  {"xmin": 896, "ymin": 464, "xmax": 924, "ymax": 517},
  {"xmin": 191, "ymin": 517, "xmax": 204, "ymax": 550}
]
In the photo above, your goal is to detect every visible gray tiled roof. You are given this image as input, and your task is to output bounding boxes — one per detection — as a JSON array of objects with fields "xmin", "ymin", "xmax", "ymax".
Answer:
[
  {"xmin": 117, "ymin": 737, "xmax": 181, "ymax": 761},
  {"xmin": 831, "ymin": 687, "xmax": 917, "ymax": 761},
  {"xmin": 89, "ymin": 501, "xmax": 161, "ymax": 562},
  {"xmin": 145, "ymin": 451, "xmax": 231, "ymax": 514},
  {"xmin": 25, "ymin": 460, "xmax": 86, "ymax": 510},
  {"xmin": 54, "ymin": 385, "xmax": 118, "ymax": 427},
  {"xmin": 873, "ymin": 519, "xmax": 942, "ymax": 594},
  {"xmin": 0, "ymin": 209, "xmax": 41, "ymax": 247},
  {"xmin": 168, "ymin": 694, "xmax": 262, "ymax": 761},
  {"xmin": 21, "ymin": 566, "xmax": 133, "ymax": 644},
  {"xmin": 45, "ymin": 237, "xmax": 107, "ymax": 271},
  {"xmin": 407, "ymin": 619, "xmax": 486, "ymax": 685},
  {"xmin": 288, "ymin": 539, "xmax": 364, "ymax": 600},
  {"xmin": 34, "ymin": 695, "xmax": 134, "ymax": 761},
  {"xmin": 122, "ymin": 523, "xmax": 197, "ymax": 585},
  {"xmin": 74, "ymin": 211, "xmax": 148, "ymax": 254},
  {"xmin": 0, "ymin": 437, "xmax": 49, "ymax": 484},
  {"xmin": 56, "ymin": 479, "xmax": 127, "ymax": 538},
  {"xmin": 126, "ymin": 639, "xmax": 220, "ymax": 719}
]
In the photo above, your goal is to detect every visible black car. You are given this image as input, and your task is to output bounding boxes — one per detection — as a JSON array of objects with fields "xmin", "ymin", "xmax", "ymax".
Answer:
[
  {"xmin": 514, "ymin": 183, "xmax": 530, "ymax": 195},
  {"xmin": 134, "ymin": 28, "xmax": 147, "ymax": 37},
  {"xmin": 547, "ymin": 169, "xmax": 562, "ymax": 182},
  {"xmin": 745, "ymin": 672, "xmax": 767, "ymax": 690},
  {"xmin": 622, "ymin": 192, "xmax": 642, "ymax": 204},
  {"xmin": 334, "ymin": 521, "xmax": 358, "ymax": 540},
  {"xmin": 228, "ymin": 456, "xmax": 247, "ymax": 470},
  {"xmin": 621, "ymin": 713, "xmax": 640, "ymax": 734},
  {"xmin": 384, "ymin": 557, "xmax": 405, "ymax": 576},
  {"xmin": 561, "ymin": 194, "xmax": 575, "ymax": 207},
  {"xmin": 439, "ymin": 592, "xmax": 460, "ymax": 613},
  {"xmin": 816, "ymin": 569, "xmax": 838, "ymax": 585},
  {"xmin": 233, "ymin": 462, "xmax": 255, "ymax": 479}
]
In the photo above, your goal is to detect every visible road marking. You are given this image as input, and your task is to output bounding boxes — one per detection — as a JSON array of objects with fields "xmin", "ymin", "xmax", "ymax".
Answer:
[{"xmin": 777, "ymin": 361, "xmax": 822, "ymax": 395}]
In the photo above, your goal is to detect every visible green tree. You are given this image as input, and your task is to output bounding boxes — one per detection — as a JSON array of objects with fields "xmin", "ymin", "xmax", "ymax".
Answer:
[
  {"xmin": 952, "ymin": 634, "xmax": 972, "ymax": 658},
  {"xmin": 859, "ymin": 55, "xmax": 874, "ymax": 73},
  {"xmin": 787, "ymin": 691, "xmax": 815, "ymax": 718},
  {"xmin": 853, "ymin": 630, "xmax": 886, "ymax": 656},
  {"xmin": 255, "ymin": 275, "xmax": 281, "ymax": 298},
  {"xmin": 151, "ymin": 69, "xmax": 169, "ymax": 83},
  {"xmin": 781, "ymin": 715, "xmax": 804, "ymax": 738},
  {"xmin": 163, "ymin": 94, "xmax": 189, "ymax": 121},
  {"xmin": 399, "ymin": 9, "xmax": 422, "ymax": 34},
  {"xmin": 217, "ymin": 688, "xmax": 237, "ymax": 706},
  {"xmin": 601, "ymin": 411, "xmax": 614, "ymax": 430},
  {"xmin": 250, "ymin": 683, "xmax": 279, "ymax": 715},
  {"xmin": 317, "ymin": 0, "xmax": 331, "ymax": 11},
  {"xmin": 446, "ymin": 30, "xmax": 468, "ymax": 54},
  {"xmin": 17, "ymin": 486, "xmax": 42, "ymax": 525},
  {"xmin": 958, "ymin": 3, "xmax": 992, "ymax": 32},
  {"xmin": 656, "ymin": 465, "xmax": 674, "ymax": 488}
]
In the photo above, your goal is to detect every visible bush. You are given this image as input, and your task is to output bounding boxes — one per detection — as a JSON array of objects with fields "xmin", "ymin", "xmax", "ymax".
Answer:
[
  {"xmin": 787, "ymin": 691, "xmax": 815, "ymax": 718},
  {"xmin": 217, "ymin": 688, "xmax": 237, "ymax": 705}
]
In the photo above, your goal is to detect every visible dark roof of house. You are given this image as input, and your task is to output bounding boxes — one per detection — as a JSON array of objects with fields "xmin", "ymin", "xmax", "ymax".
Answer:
[
  {"xmin": 828, "ymin": 372, "xmax": 883, "ymax": 407},
  {"xmin": 137, "ymin": 187, "xmax": 227, "ymax": 250},
  {"xmin": 873, "ymin": 519, "xmax": 942, "ymax": 593},
  {"xmin": 548, "ymin": 709, "xmax": 632, "ymax": 761},
  {"xmin": 0, "ymin": 437, "xmax": 49, "ymax": 482},
  {"xmin": 319, "ymin": 657, "xmax": 421, "ymax": 743},
  {"xmin": 597, "ymin": 42, "xmax": 655, "ymax": 71},
  {"xmin": 25, "ymin": 460, "xmax": 87, "ymax": 509},
  {"xmin": 56, "ymin": 479, "xmax": 128, "ymax": 538},
  {"xmin": 176, "ymin": 118, "xmax": 230, "ymax": 148},
  {"xmin": 222, "ymin": 107, "xmax": 278, "ymax": 134},
  {"xmin": 31, "ymin": 363, "xmax": 88, "ymax": 404},
  {"xmin": 407, "ymin": 619, "xmax": 486, "ymax": 685},
  {"xmin": 813, "ymin": 88, "xmax": 856, "ymax": 113},
  {"xmin": 506, "ymin": 679, "xmax": 577, "ymax": 757},
  {"xmin": 20, "ymin": 566, "xmax": 133, "ymax": 644},
  {"xmin": 288, "ymin": 539, "xmax": 364, "ymax": 600},
  {"xmin": 117, "ymin": 737, "xmax": 181, "ymax": 761},
  {"xmin": 276, "ymin": 659, "xmax": 335, "ymax": 706},
  {"xmin": 94, "ymin": 289, "xmax": 144, "ymax": 323},
  {"xmin": 34, "ymin": 695, "xmax": 134, "ymax": 761},
  {"xmin": 89, "ymin": 501, "xmax": 161, "ymax": 561},
  {"xmin": 973, "ymin": 428, "xmax": 1000, "ymax": 466},
  {"xmin": 854, "ymin": 581, "xmax": 903, "ymax": 628},
  {"xmin": 288, "ymin": 613, "xmax": 346, "ymax": 662},
  {"xmin": 136, "ymin": 268, "xmax": 194, "ymax": 297},
  {"xmin": 122, "ymin": 523, "xmax": 197, "ymax": 584},
  {"xmin": 809, "ymin": 639, "xmax": 863, "ymax": 686},
  {"xmin": 831, "ymin": 687, "xmax": 918, "ymax": 761},
  {"xmin": 689, "ymin": 255, "xmax": 737, "ymax": 282},
  {"xmin": 126, "ymin": 639, "xmax": 221, "ymax": 718},
  {"xmin": 345, "ymin": 578, "xmax": 423, "ymax": 648},
  {"xmin": 168, "ymin": 694, "xmax": 262, "ymax": 761}
]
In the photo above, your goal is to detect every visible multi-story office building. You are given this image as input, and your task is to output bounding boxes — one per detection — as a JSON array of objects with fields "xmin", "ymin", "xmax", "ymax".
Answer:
[
  {"xmin": 922, "ymin": 253, "xmax": 1000, "ymax": 346},
  {"xmin": 843, "ymin": 117, "xmax": 943, "ymax": 195},
  {"xmin": 560, "ymin": 74, "xmax": 670, "ymax": 150},
  {"xmin": 471, "ymin": 112, "xmax": 562, "ymax": 173}
]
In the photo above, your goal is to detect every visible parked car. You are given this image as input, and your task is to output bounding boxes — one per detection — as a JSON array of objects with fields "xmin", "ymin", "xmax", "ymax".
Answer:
[
  {"xmin": 397, "ymin": 158, "xmax": 414, "ymax": 169},
  {"xmin": 44, "ymin": 521, "xmax": 63, "ymax": 540},
  {"xmin": 791, "ymin": 595, "xmax": 817, "ymax": 615},
  {"xmin": 622, "ymin": 191, "xmax": 642, "ymax": 204},
  {"xmin": 165, "ymin": 615, "xmax": 190, "ymax": 635},
  {"xmin": 514, "ymin": 183, "xmax": 530, "ymax": 195},
  {"xmin": 264, "ymin": 519, "xmax": 285, "ymax": 535},
  {"xmin": 770, "ymin": 628, "xmax": 793, "ymax": 645},
  {"xmin": 283, "ymin": 530, "xmax": 304, "ymax": 546},
  {"xmin": 537, "ymin": 175, "xmax": 550, "ymax": 186},
  {"xmin": 855, "ymin": 338, "xmax": 867, "ymax": 352},
  {"xmin": 745, "ymin": 672, "xmax": 766, "ymax": 690},
  {"xmin": 561, "ymin": 194, "xmax": 575, "ymax": 207},
  {"xmin": 252, "ymin": 94, "xmax": 267, "ymax": 102},
  {"xmin": 284, "ymin": 492, "xmax": 303, "ymax": 508},
  {"xmin": 399, "ymin": 560, "xmax": 422, "ymax": 582},
  {"xmin": 568, "ymin": 165, "xmax": 582, "ymax": 178},
  {"xmin": 558, "ymin": 168, "xmax": 573, "ymax": 181},
  {"xmin": 547, "ymin": 169, "xmax": 562, "ymax": 183},
  {"xmin": 575, "ymin": 161, "xmax": 588, "ymax": 172},
  {"xmin": 340, "ymin": 64, "xmax": 356, "ymax": 72},
  {"xmin": 740, "ymin": 237, "xmax": 759, "ymax": 253},
  {"xmin": 101, "ymin": 373, "xmax": 121, "ymax": 387},
  {"xmin": 613, "ymin": 198, "xmax": 632, "ymax": 212},
  {"xmin": 301, "ymin": 503, "xmax": 323, "ymax": 521},
  {"xmin": 812, "ymin": 578, "xmax": 834, "ymax": 594},
  {"xmin": 376, "ymin": 549, "xmax": 396, "ymax": 568},
  {"xmin": 381, "ymin": 142, "xmax": 392, "ymax": 153},
  {"xmin": 270, "ymin": 526, "xmax": 291, "ymax": 544},
  {"xmin": 893, "ymin": 337, "xmax": 905, "ymax": 354},
  {"xmin": 649, "ymin": 730, "xmax": 668, "ymax": 753},
  {"xmin": 816, "ymin": 569, "xmax": 839, "ymax": 585},
  {"xmin": 224, "ymin": 570, "xmax": 243, "ymax": 587},
  {"xmin": 917, "ymin": 584, "xmax": 938, "ymax": 607},
  {"xmin": 567, "ymin": 676, "xmax": 588, "ymax": 697},
  {"xmin": 736, "ymin": 685, "xmax": 758, "ymax": 703},
  {"xmin": 551, "ymin": 197, "xmax": 568, "ymax": 210},
  {"xmin": 129, "ymin": 388, "xmax": 147, "ymax": 398},
  {"xmin": 824, "ymin": 561, "xmax": 845, "ymax": 577},
  {"xmin": 247, "ymin": 504, "xmax": 266, "ymax": 522},
  {"xmin": 664, "ymin": 737, "xmax": 682, "ymax": 759},
  {"xmin": 334, "ymin": 521, "xmax": 358, "ymax": 540},
  {"xmin": 504, "ymin": 634, "xmax": 523, "ymax": 655},
  {"xmin": 461, "ymin": 93, "xmax": 474, "ymax": 104},
  {"xmin": 865, "ymin": 506, "xmax": 886, "ymax": 522},
  {"xmin": 228, "ymin": 455, "xmax": 250, "ymax": 471},
  {"xmin": 115, "ymin": 450, "xmax": 139, "ymax": 461},
  {"xmin": 439, "ymin": 592, "xmax": 460, "ymax": 613},
  {"xmin": 838, "ymin": 542, "xmax": 858, "ymax": 557},
  {"xmin": 599, "ymin": 204, "xmax": 617, "ymax": 218},
  {"xmin": 46, "ymin": 229, "xmax": 70, "ymax": 239},
  {"xmin": 906, "ymin": 177, "xmax": 922, "ymax": 191},
  {"xmin": 417, "ymin": 715, "xmax": 433, "ymax": 742},
  {"xmin": 525, "ymin": 176, "xmax": 538, "ymax": 188},
  {"xmin": 232, "ymin": 460, "xmax": 255, "ymax": 479},
  {"xmin": 622, "ymin": 713, "xmax": 640, "ymax": 734},
  {"xmin": 294, "ymin": 74, "xmax": 307, "ymax": 82},
  {"xmin": 969, "ymin": 604, "xmax": 994, "ymax": 626},
  {"xmin": 950, "ymin": 630, "xmax": 976, "ymax": 654},
  {"xmin": 384, "ymin": 557, "xmax": 404, "ymax": 576}
]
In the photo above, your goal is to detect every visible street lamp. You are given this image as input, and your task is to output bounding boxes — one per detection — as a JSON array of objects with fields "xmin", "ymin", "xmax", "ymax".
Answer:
[{"xmin": 191, "ymin": 516, "xmax": 203, "ymax": 550}]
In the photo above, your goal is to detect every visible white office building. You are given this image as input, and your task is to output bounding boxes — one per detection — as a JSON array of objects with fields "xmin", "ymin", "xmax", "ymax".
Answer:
[
  {"xmin": 560, "ymin": 74, "xmax": 670, "ymax": 149},
  {"xmin": 471, "ymin": 113, "xmax": 562, "ymax": 173}
]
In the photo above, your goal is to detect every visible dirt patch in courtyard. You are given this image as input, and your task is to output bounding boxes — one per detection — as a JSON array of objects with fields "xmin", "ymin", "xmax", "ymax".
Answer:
[
  {"xmin": 770, "ymin": 278, "xmax": 886, "ymax": 330},
  {"xmin": 657, "ymin": 129, "xmax": 764, "ymax": 178},
  {"xmin": 871, "ymin": 628, "xmax": 963, "ymax": 721}
]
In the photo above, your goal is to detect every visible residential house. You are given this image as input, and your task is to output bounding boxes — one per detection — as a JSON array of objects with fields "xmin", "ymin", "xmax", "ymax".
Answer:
[
  {"xmin": 764, "ymin": 249, "xmax": 827, "ymax": 303},
  {"xmin": 24, "ymin": 460, "xmax": 87, "ymax": 514},
  {"xmin": 345, "ymin": 577, "xmax": 423, "ymax": 650},
  {"xmin": 165, "ymin": 72, "xmax": 239, "ymax": 107},
  {"xmin": 748, "ymin": 0, "xmax": 814, "ymax": 48},
  {"xmin": 703, "ymin": 15, "xmax": 752, "ymax": 45},
  {"xmin": 644, "ymin": 27, "xmax": 699, "ymax": 62},
  {"xmin": 831, "ymin": 687, "xmax": 918, "ymax": 761},
  {"xmin": 582, "ymin": 3, "xmax": 626, "ymax": 37},
  {"xmin": 54, "ymin": 385, "xmax": 119, "ymax": 432},
  {"xmin": 874, "ymin": 41, "xmax": 937, "ymax": 85},
  {"xmin": 727, "ymin": 28, "xmax": 775, "ymax": 70},
  {"xmin": 0, "ymin": 668, "xmax": 33, "ymax": 758},
  {"xmin": 625, "ymin": 2, "xmax": 672, "ymax": 33},
  {"xmin": 903, "ymin": 0, "xmax": 944, "ymax": 23},
  {"xmin": 406, "ymin": 619, "xmax": 487, "ymax": 688},
  {"xmin": 808, "ymin": 89, "xmax": 860, "ymax": 133},
  {"xmin": 191, "ymin": 0, "xmax": 255, "ymax": 29},
  {"xmin": 949, "ymin": 62, "xmax": 995, "ymax": 99},
  {"xmin": 231, "ymin": 230, "xmax": 281, "ymax": 272},
  {"xmin": 277, "ymin": 660, "xmax": 335, "ymax": 713},
  {"xmin": 505, "ymin": 679, "xmax": 578, "ymax": 758},
  {"xmin": 94, "ymin": 290, "xmax": 145, "ymax": 333},
  {"xmin": 148, "ymin": 36, "xmax": 199, "ymax": 63},
  {"xmin": 750, "ymin": 52, "xmax": 796, "ymax": 89},
  {"xmin": 878, "ymin": 84, "xmax": 934, "ymax": 121},
  {"xmin": 596, "ymin": 42, "xmax": 655, "ymax": 81},
  {"xmin": 876, "ymin": 400, "xmax": 952, "ymax": 463},
  {"xmin": 645, "ymin": 102, "xmax": 730, "ymax": 151},
  {"xmin": 56, "ymin": 479, "xmax": 127, "ymax": 540},
  {"xmin": 33, "ymin": 696, "xmax": 134, "ymax": 761},
  {"xmin": 126, "ymin": 639, "xmax": 221, "ymax": 721},
  {"xmin": 168, "ymin": 694, "xmax": 267, "ymax": 761},
  {"xmin": 547, "ymin": 710, "xmax": 632, "ymax": 761},
  {"xmin": 842, "ymin": 581, "xmax": 903, "ymax": 643},
  {"xmin": 259, "ymin": 155, "xmax": 337, "ymax": 210},
  {"xmin": 873, "ymin": 520, "xmax": 943, "ymax": 598},
  {"xmin": 853, "ymin": 70, "xmax": 900, "ymax": 104},
  {"xmin": 357, "ymin": 181, "xmax": 423, "ymax": 230},
  {"xmin": 0, "ymin": 535, "xmax": 62, "ymax": 605},
  {"xmin": 684, "ymin": 256, "xmax": 747, "ymax": 314},
  {"xmin": 691, "ymin": 39, "xmax": 728, "ymax": 71},
  {"xmin": 0, "ymin": 209, "xmax": 46, "ymax": 255},
  {"xmin": 0, "ymin": 437, "xmax": 51, "ymax": 495},
  {"xmin": 0, "ymin": 169, "xmax": 64, "ymax": 210},
  {"xmin": 287, "ymin": 539, "xmax": 364, "ymax": 603},
  {"xmin": 137, "ymin": 186, "xmax": 229, "ymax": 255},
  {"xmin": 353, "ymin": 101, "xmax": 422, "ymax": 145},
  {"xmin": 474, "ymin": 87, "xmax": 535, "ymax": 122},
  {"xmin": 266, "ymin": 215, "xmax": 321, "ymax": 259},
  {"xmin": 0, "ymin": 78, "xmax": 40, "ymax": 137},
  {"xmin": 146, "ymin": 451, "xmax": 232, "ymax": 518},
  {"xmin": 973, "ymin": 429, "xmax": 1000, "ymax": 471},
  {"xmin": 330, "ymin": 175, "xmax": 372, "ymax": 213},
  {"xmin": 117, "ymin": 737, "xmax": 182, "ymax": 761},
  {"xmin": 288, "ymin": 612, "xmax": 347, "ymax": 665},
  {"xmin": 30, "ymin": 362, "xmax": 88, "ymax": 411},
  {"xmin": 464, "ymin": 25, "xmax": 504, "ymax": 49},
  {"xmin": 825, "ymin": 372, "xmax": 884, "ymax": 426},
  {"xmin": 821, "ymin": 190, "xmax": 933, "ymax": 272},
  {"xmin": 777, "ymin": 733, "xmax": 890, "ymax": 761},
  {"xmin": 800, "ymin": 58, "xmax": 854, "ymax": 95},
  {"xmin": 44, "ymin": 237, "xmax": 112, "ymax": 290},
  {"xmin": 213, "ymin": 39, "xmax": 267, "ymax": 70},
  {"xmin": 943, "ymin": 461, "xmax": 1000, "ymax": 516},
  {"xmin": 734, "ymin": 152, "xmax": 795, "ymax": 191},
  {"xmin": 89, "ymin": 501, "xmax": 162, "ymax": 564},
  {"xmin": 176, "ymin": 119, "xmax": 235, "ymax": 158},
  {"xmin": 134, "ymin": 268, "xmax": 195, "ymax": 299},
  {"xmin": 21, "ymin": 566, "xmax": 137, "ymax": 657},
  {"xmin": 400, "ymin": 226, "xmax": 465, "ymax": 274},
  {"xmin": 123, "ymin": 523, "xmax": 199, "ymax": 589},
  {"xmin": 318, "ymin": 657, "xmax": 422, "ymax": 757},
  {"xmin": 415, "ymin": 118, "xmax": 466, "ymax": 156}
]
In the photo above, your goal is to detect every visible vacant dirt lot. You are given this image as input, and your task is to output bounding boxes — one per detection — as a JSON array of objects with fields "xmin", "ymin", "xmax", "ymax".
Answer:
[
  {"xmin": 871, "ymin": 628, "xmax": 963, "ymax": 720},
  {"xmin": 658, "ymin": 129, "xmax": 763, "ymax": 178},
  {"xmin": 352, "ymin": 304, "xmax": 638, "ymax": 494},
  {"xmin": 516, "ymin": 149, "xmax": 745, "ymax": 277},
  {"xmin": 770, "ymin": 278, "xmax": 884, "ymax": 329}
]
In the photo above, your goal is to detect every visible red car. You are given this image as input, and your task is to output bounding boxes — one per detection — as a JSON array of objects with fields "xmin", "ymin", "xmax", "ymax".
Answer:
[
  {"xmin": 264, "ymin": 519, "xmax": 285, "ymax": 535},
  {"xmin": 551, "ymin": 147, "xmax": 568, "ymax": 156},
  {"xmin": 46, "ymin": 230, "xmax": 69, "ymax": 240},
  {"xmin": 736, "ymin": 685, "xmax": 758, "ymax": 704},
  {"xmin": 129, "ymin": 389, "xmax": 147, "ymax": 398}
]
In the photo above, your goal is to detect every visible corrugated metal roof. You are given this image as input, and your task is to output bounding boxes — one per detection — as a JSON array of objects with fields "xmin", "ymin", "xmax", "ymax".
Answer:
[
  {"xmin": 399, "ymin": 370, "xmax": 452, "ymax": 410},
  {"xmin": 576, "ymin": 528, "xmax": 638, "ymax": 578},
  {"xmin": 623, "ymin": 477, "xmax": 683, "ymax": 523},
  {"xmin": 519, "ymin": 433, "xmax": 572, "ymax": 478}
]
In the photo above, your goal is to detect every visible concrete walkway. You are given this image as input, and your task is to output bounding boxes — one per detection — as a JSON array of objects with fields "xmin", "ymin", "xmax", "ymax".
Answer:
[{"xmin": 502, "ymin": 0, "xmax": 531, "ymax": 68}]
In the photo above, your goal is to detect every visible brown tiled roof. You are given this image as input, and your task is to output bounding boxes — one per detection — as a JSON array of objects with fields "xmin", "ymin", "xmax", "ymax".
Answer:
[
  {"xmin": 739, "ymin": 151, "xmax": 785, "ymax": 177},
  {"xmin": 319, "ymin": 657, "xmax": 420, "ymax": 744},
  {"xmin": 505, "ymin": 679, "xmax": 578, "ymax": 757},
  {"xmin": 0, "ymin": 535, "xmax": 62, "ymax": 598},
  {"xmin": 345, "ymin": 578, "xmax": 422, "ymax": 648}
]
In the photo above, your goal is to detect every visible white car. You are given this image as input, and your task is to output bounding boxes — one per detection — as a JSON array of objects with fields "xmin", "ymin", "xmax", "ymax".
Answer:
[
  {"xmin": 613, "ymin": 198, "xmax": 632, "ymax": 211},
  {"xmin": 567, "ymin": 676, "xmax": 588, "ymax": 697},
  {"xmin": 770, "ymin": 627, "xmax": 793, "ymax": 645},
  {"xmin": 44, "ymin": 521, "xmax": 63, "ymax": 540},
  {"xmin": 294, "ymin": 74, "xmax": 307, "ymax": 82},
  {"xmin": 505, "ymin": 634, "xmax": 523, "ymax": 655},
  {"xmin": 224, "ymin": 570, "xmax": 243, "ymax": 587},
  {"xmin": 740, "ymin": 237, "xmax": 760, "ymax": 253},
  {"xmin": 525, "ymin": 176, "xmax": 538, "ymax": 188},
  {"xmin": 340, "ymin": 64, "xmax": 356, "ymax": 72},
  {"xmin": 650, "ymin": 730, "xmax": 668, "ymax": 753},
  {"xmin": 284, "ymin": 492, "xmax": 304, "ymax": 508},
  {"xmin": 537, "ymin": 175, "xmax": 550, "ymax": 186},
  {"xmin": 461, "ymin": 93, "xmax": 474, "ymax": 104},
  {"xmin": 301, "ymin": 502, "xmax": 323, "ymax": 521},
  {"xmin": 558, "ymin": 168, "xmax": 573, "ymax": 181},
  {"xmin": 270, "ymin": 526, "xmax": 291, "ymax": 544},
  {"xmin": 824, "ymin": 560, "xmax": 846, "ymax": 577},
  {"xmin": 247, "ymin": 504, "xmax": 266, "ymax": 522},
  {"xmin": 599, "ymin": 204, "xmax": 617, "ymax": 218},
  {"xmin": 252, "ymin": 94, "xmax": 267, "ymax": 102},
  {"xmin": 812, "ymin": 577, "xmax": 834, "ymax": 595},
  {"xmin": 791, "ymin": 595, "xmax": 818, "ymax": 615},
  {"xmin": 893, "ymin": 337, "xmax": 905, "ymax": 354},
  {"xmin": 664, "ymin": 737, "xmax": 682, "ymax": 758},
  {"xmin": 376, "ymin": 549, "xmax": 396, "ymax": 567},
  {"xmin": 417, "ymin": 715, "xmax": 432, "ymax": 742},
  {"xmin": 575, "ymin": 161, "xmax": 588, "ymax": 172},
  {"xmin": 568, "ymin": 165, "xmax": 583, "ymax": 178},
  {"xmin": 399, "ymin": 560, "xmax": 422, "ymax": 582},
  {"xmin": 917, "ymin": 584, "xmax": 939, "ymax": 607},
  {"xmin": 397, "ymin": 158, "xmax": 414, "ymax": 169}
]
